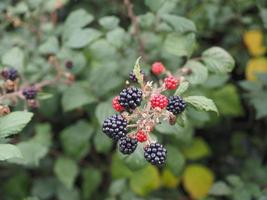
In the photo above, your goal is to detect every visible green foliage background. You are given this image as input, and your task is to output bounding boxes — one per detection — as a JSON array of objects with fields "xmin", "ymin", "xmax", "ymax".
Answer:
[{"xmin": 0, "ymin": 0, "xmax": 267, "ymax": 200}]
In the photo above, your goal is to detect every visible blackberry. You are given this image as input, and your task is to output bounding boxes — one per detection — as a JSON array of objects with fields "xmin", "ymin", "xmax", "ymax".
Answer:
[
  {"xmin": 22, "ymin": 87, "xmax": 37, "ymax": 100},
  {"xmin": 129, "ymin": 70, "xmax": 144, "ymax": 82},
  {"xmin": 65, "ymin": 60, "xmax": 73, "ymax": 69},
  {"xmin": 7, "ymin": 68, "xmax": 18, "ymax": 81},
  {"xmin": 166, "ymin": 96, "xmax": 186, "ymax": 115},
  {"xmin": 118, "ymin": 136, "xmax": 138, "ymax": 154},
  {"xmin": 144, "ymin": 143, "xmax": 167, "ymax": 166},
  {"xmin": 118, "ymin": 87, "xmax": 143, "ymax": 110},
  {"xmin": 1, "ymin": 68, "xmax": 18, "ymax": 81},
  {"xmin": 102, "ymin": 114, "xmax": 128, "ymax": 140}
]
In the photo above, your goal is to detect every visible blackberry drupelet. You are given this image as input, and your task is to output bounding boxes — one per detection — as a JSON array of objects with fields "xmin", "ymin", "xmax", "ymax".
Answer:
[
  {"xmin": 102, "ymin": 114, "xmax": 128, "ymax": 140},
  {"xmin": 22, "ymin": 87, "xmax": 37, "ymax": 100},
  {"xmin": 166, "ymin": 96, "xmax": 186, "ymax": 115},
  {"xmin": 118, "ymin": 136, "xmax": 138, "ymax": 154},
  {"xmin": 144, "ymin": 143, "xmax": 167, "ymax": 165},
  {"xmin": 118, "ymin": 87, "xmax": 143, "ymax": 110},
  {"xmin": 129, "ymin": 70, "xmax": 144, "ymax": 82}
]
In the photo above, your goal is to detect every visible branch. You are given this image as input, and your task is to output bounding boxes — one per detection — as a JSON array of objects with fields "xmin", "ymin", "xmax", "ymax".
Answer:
[{"xmin": 123, "ymin": 0, "xmax": 147, "ymax": 61}]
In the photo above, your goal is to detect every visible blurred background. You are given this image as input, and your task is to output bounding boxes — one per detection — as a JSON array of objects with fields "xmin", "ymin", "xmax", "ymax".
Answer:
[{"xmin": 0, "ymin": 0, "xmax": 267, "ymax": 200}]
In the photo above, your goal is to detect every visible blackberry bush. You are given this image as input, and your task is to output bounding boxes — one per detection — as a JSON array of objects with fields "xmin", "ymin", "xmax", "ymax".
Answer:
[{"xmin": 102, "ymin": 57, "xmax": 220, "ymax": 166}]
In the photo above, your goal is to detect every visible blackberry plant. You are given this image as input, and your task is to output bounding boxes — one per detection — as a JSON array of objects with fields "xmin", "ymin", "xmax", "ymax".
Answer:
[{"xmin": 102, "ymin": 55, "xmax": 229, "ymax": 166}]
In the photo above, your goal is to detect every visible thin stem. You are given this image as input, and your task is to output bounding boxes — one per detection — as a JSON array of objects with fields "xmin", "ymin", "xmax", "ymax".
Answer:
[{"xmin": 123, "ymin": 0, "xmax": 147, "ymax": 62}]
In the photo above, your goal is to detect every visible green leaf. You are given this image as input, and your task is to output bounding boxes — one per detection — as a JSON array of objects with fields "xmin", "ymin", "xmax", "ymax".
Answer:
[
  {"xmin": 166, "ymin": 145, "xmax": 185, "ymax": 176},
  {"xmin": 176, "ymin": 111, "xmax": 187, "ymax": 127},
  {"xmin": 54, "ymin": 157, "xmax": 78, "ymax": 189},
  {"xmin": 185, "ymin": 60, "xmax": 208, "ymax": 85},
  {"xmin": 164, "ymin": 33, "xmax": 196, "ymax": 57},
  {"xmin": 95, "ymin": 101, "xmax": 115, "ymax": 125},
  {"xmin": 0, "ymin": 111, "xmax": 33, "ymax": 139},
  {"xmin": 38, "ymin": 36, "xmax": 59, "ymax": 54},
  {"xmin": 129, "ymin": 165, "xmax": 160, "ymax": 196},
  {"xmin": 56, "ymin": 185, "xmax": 80, "ymax": 200},
  {"xmin": 60, "ymin": 120, "xmax": 93, "ymax": 159},
  {"xmin": 0, "ymin": 144, "xmax": 22, "ymax": 161},
  {"xmin": 184, "ymin": 96, "xmax": 218, "ymax": 114},
  {"xmin": 23, "ymin": 197, "xmax": 39, "ymax": 200},
  {"xmin": 182, "ymin": 137, "xmax": 211, "ymax": 160},
  {"xmin": 202, "ymin": 47, "xmax": 235, "ymax": 74},
  {"xmin": 94, "ymin": 131, "xmax": 113, "ymax": 154},
  {"xmin": 13, "ymin": 141, "xmax": 48, "ymax": 166},
  {"xmin": 2, "ymin": 47, "xmax": 25, "ymax": 69},
  {"xmin": 133, "ymin": 57, "xmax": 144, "ymax": 87},
  {"xmin": 175, "ymin": 81, "xmax": 189, "ymax": 95},
  {"xmin": 161, "ymin": 14, "xmax": 196, "ymax": 33},
  {"xmin": 82, "ymin": 167, "xmax": 102, "ymax": 199},
  {"xmin": 111, "ymin": 153, "xmax": 133, "ymax": 179},
  {"xmin": 260, "ymin": 8, "xmax": 267, "ymax": 29},
  {"xmin": 109, "ymin": 179, "xmax": 127, "ymax": 196},
  {"xmin": 210, "ymin": 84, "xmax": 244, "ymax": 117},
  {"xmin": 37, "ymin": 92, "xmax": 53, "ymax": 100},
  {"xmin": 119, "ymin": 144, "xmax": 148, "ymax": 171},
  {"xmin": 248, "ymin": 93, "xmax": 267, "ymax": 119},
  {"xmin": 107, "ymin": 28, "xmax": 128, "ymax": 48},
  {"xmin": 63, "ymin": 9, "xmax": 94, "ymax": 40},
  {"xmin": 99, "ymin": 16, "xmax": 119, "ymax": 30},
  {"xmin": 65, "ymin": 28, "xmax": 101, "ymax": 49},
  {"xmin": 209, "ymin": 181, "xmax": 232, "ymax": 196},
  {"xmin": 62, "ymin": 83, "xmax": 96, "ymax": 112},
  {"xmin": 145, "ymin": 0, "xmax": 165, "ymax": 12},
  {"xmin": 32, "ymin": 177, "xmax": 57, "ymax": 199}
]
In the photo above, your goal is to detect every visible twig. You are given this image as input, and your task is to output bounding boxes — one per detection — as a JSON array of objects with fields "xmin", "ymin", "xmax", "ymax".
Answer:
[
  {"xmin": 123, "ymin": 0, "xmax": 147, "ymax": 61},
  {"xmin": 0, "ymin": 56, "xmax": 66, "ymax": 103}
]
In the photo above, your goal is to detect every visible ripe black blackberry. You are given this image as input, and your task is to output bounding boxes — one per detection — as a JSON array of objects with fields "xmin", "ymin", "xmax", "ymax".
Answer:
[
  {"xmin": 118, "ymin": 136, "xmax": 138, "ymax": 154},
  {"xmin": 166, "ymin": 96, "xmax": 186, "ymax": 115},
  {"xmin": 1, "ymin": 68, "xmax": 18, "ymax": 81},
  {"xmin": 118, "ymin": 87, "xmax": 143, "ymax": 110},
  {"xmin": 129, "ymin": 70, "xmax": 144, "ymax": 82},
  {"xmin": 22, "ymin": 87, "xmax": 37, "ymax": 100},
  {"xmin": 102, "ymin": 114, "xmax": 128, "ymax": 140},
  {"xmin": 65, "ymin": 60, "xmax": 73, "ymax": 69},
  {"xmin": 144, "ymin": 143, "xmax": 167, "ymax": 166}
]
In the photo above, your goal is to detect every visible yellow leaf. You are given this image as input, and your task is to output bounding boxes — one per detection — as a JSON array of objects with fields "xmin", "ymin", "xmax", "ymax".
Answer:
[
  {"xmin": 183, "ymin": 164, "xmax": 214, "ymax": 199},
  {"xmin": 182, "ymin": 137, "xmax": 211, "ymax": 160},
  {"xmin": 161, "ymin": 169, "xmax": 180, "ymax": 188},
  {"xmin": 245, "ymin": 57, "xmax": 267, "ymax": 81},
  {"xmin": 243, "ymin": 30, "xmax": 266, "ymax": 56}
]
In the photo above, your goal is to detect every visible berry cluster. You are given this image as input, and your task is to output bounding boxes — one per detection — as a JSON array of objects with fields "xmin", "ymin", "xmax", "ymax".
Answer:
[
  {"xmin": 1, "ymin": 68, "xmax": 19, "ymax": 81},
  {"xmin": 22, "ymin": 87, "xmax": 38, "ymax": 100},
  {"xmin": 102, "ymin": 61, "xmax": 187, "ymax": 166}
]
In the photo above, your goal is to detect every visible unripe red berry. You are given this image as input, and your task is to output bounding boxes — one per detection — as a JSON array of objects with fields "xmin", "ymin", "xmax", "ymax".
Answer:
[
  {"xmin": 112, "ymin": 96, "xmax": 124, "ymax": 112},
  {"xmin": 164, "ymin": 76, "xmax": 178, "ymax": 90},
  {"xmin": 150, "ymin": 94, "xmax": 168, "ymax": 109},
  {"xmin": 136, "ymin": 130, "xmax": 148, "ymax": 142},
  {"xmin": 151, "ymin": 62, "xmax": 165, "ymax": 75}
]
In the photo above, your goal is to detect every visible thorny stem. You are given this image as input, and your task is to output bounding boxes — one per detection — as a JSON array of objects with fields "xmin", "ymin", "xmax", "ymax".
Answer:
[
  {"xmin": 123, "ymin": 0, "xmax": 147, "ymax": 62},
  {"xmin": 0, "ymin": 56, "xmax": 67, "ymax": 104}
]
